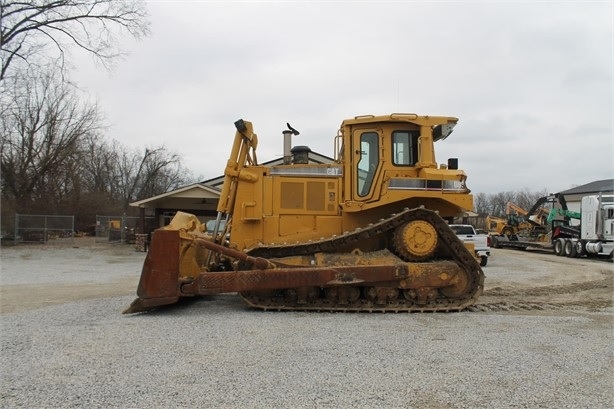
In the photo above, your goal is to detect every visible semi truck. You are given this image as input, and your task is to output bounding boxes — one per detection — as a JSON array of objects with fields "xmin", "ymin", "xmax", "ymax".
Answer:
[
  {"xmin": 558, "ymin": 195, "xmax": 614, "ymax": 258},
  {"xmin": 493, "ymin": 194, "xmax": 613, "ymax": 259}
]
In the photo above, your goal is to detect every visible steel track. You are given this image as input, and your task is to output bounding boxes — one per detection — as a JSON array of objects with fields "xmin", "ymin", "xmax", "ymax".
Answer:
[{"xmin": 241, "ymin": 207, "xmax": 485, "ymax": 312}]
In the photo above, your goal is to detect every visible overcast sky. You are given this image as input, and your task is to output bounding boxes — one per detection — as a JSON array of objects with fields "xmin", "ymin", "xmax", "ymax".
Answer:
[{"xmin": 72, "ymin": 1, "xmax": 613, "ymax": 195}]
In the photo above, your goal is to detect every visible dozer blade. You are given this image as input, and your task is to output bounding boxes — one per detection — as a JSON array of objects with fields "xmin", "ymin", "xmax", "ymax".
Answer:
[{"xmin": 123, "ymin": 230, "xmax": 181, "ymax": 314}]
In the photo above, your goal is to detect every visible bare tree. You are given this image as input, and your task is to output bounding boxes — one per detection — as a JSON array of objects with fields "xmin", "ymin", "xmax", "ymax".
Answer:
[
  {"xmin": 514, "ymin": 187, "xmax": 548, "ymax": 212},
  {"xmin": 1, "ymin": 62, "xmax": 195, "ymax": 227},
  {"xmin": 111, "ymin": 145, "xmax": 192, "ymax": 212},
  {"xmin": 79, "ymin": 134, "xmax": 120, "ymax": 197},
  {"xmin": 0, "ymin": 66, "xmax": 102, "ymax": 213},
  {"xmin": 473, "ymin": 192, "xmax": 489, "ymax": 216},
  {"xmin": 0, "ymin": 0, "xmax": 150, "ymax": 81},
  {"xmin": 491, "ymin": 192, "xmax": 507, "ymax": 217}
]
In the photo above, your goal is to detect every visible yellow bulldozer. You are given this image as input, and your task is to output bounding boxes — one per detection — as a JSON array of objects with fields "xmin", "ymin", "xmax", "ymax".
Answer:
[{"xmin": 124, "ymin": 113, "xmax": 484, "ymax": 314}]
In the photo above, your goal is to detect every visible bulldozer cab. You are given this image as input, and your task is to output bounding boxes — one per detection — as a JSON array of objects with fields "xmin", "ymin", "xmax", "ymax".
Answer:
[
  {"xmin": 351, "ymin": 126, "xmax": 424, "ymax": 200},
  {"xmin": 339, "ymin": 114, "xmax": 471, "ymax": 216}
]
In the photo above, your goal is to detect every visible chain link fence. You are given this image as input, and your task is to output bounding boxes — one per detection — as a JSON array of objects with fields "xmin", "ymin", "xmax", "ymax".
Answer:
[
  {"xmin": 95, "ymin": 215, "xmax": 155, "ymax": 244},
  {"xmin": 13, "ymin": 214, "xmax": 74, "ymax": 244}
]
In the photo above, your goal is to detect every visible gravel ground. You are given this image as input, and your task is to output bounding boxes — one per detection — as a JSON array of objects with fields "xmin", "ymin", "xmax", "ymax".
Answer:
[{"xmin": 1, "ymin": 238, "xmax": 613, "ymax": 408}]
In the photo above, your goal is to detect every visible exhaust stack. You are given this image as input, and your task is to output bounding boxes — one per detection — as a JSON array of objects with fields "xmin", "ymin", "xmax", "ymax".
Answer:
[{"xmin": 283, "ymin": 123, "xmax": 300, "ymax": 164}]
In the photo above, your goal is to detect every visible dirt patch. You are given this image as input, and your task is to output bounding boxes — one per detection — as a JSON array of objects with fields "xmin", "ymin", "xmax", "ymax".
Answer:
[
  {"xmin": 0, "ymin": 277, "xmax": 139, "ymax": 314},
  {"xmin": 1, "ymin": 237, "xmax": 145, "ymax": 314},
  {"xmin": 477, "ymin": 248, "xmax": 613, "ymax": 312}
]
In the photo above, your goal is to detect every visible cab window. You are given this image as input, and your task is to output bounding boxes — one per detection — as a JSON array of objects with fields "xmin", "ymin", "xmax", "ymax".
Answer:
[
  {"xmin": 357, "ymin": 132, "xmax": 379, "ymax": 197},
  {"xmin": 392, "ymin": 131, "xmax": 419, "ymax": 166}
]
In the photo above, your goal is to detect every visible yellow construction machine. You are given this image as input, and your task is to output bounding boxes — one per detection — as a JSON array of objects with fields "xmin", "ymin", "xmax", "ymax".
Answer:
[
  {"xmin": 124, "ymin": 113, "xmax": 484, "ymax": 314},
  {"xmin": 486, "ymin": 215, "xmax": 511, "ymax": 236},
  {"xmin": 487, "ymin": 202, "xmax": 549, "ymax": 237}
]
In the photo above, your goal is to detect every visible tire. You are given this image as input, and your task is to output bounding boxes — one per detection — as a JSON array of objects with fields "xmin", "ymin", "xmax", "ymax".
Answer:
[
  {"xmin": 480, "ymin": 256, "xmax": 488, "ymax": 267},
  {"xmin": 501, "ymin": 227, "xmax": 513, "ymax": 237},
  {"xmin": 564, "ymin": 239, "xmax": 577, "ymax": 258},
  {"xmin": 554, "ymin": 238, "xmax": 564, "ymax": 256},
  {"xmin": 575, "ymin": 240, "xmax": 587, "ymax": 257}
]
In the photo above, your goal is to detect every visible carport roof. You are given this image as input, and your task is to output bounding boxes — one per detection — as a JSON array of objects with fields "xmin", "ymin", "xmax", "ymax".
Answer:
[{"xmin": 130, "ymin": 183, "xmax": 221, "ymax": 208}]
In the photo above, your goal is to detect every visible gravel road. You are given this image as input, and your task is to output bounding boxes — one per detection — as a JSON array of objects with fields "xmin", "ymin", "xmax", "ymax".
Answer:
[{"xmin": 1, "ymin": 238, "xmax": 612, "ymax": 408}]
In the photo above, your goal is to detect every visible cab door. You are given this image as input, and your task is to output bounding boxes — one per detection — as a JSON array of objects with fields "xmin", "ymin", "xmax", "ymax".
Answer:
[{"xmin": 352, "ymin": 129, "xmax": 381, "ymax": 201}]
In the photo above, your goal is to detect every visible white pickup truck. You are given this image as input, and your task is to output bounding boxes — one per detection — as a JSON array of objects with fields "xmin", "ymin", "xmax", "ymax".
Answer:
[{"xmin": 449, "ymin": 224, "xmax": 491, "ymax": 266}]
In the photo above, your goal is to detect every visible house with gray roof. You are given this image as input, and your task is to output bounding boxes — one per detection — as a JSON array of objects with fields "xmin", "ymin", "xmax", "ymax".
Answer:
[{"xmin": 558, "ymin": 179, "xmax": 614, "ymax": 213}]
